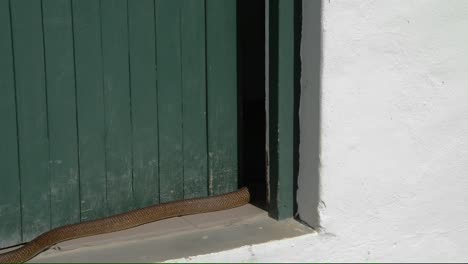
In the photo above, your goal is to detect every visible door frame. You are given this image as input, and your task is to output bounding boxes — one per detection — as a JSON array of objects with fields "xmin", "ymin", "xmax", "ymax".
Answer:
[{"xmin": 267, "ymin": 0, "xmax": 301, "ymax": 220}]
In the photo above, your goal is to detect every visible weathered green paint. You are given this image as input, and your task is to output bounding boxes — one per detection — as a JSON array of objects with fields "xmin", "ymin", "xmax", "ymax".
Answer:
[
  {"xmin": 0, "ymin": 0, "xmax": 21, "ymax": 248},
  {"xmin": 101, "ymin": 0, "xmax": 134, "ymax": 215},
  {"xmin": 42, "ymin": 0, "xmax": 81, "ymax": 229},
  {"xmin": 0, "ymin": 0, "xmax": 238, "ymax": 248},
  {"xmin": 206, "ymin": 0, "xmax": 238, "ymax": 195},
  {"xmin": 128, "ymin": 0, "xmax": 159, "ymax": 208},
  {"xmin": 10, "ymin": 0, "xmax": 51, "ymax": 241},
  {"xmin": 72, "ymin": 0, "xmax": 108, "ymax": 221},
  {"xmin": 155, "ymin": 0, "xmax": 184, "ymax": 203},
  {"xmin": 181, "ymin": 0, "xmax": 208, "ymax": 199},
  {"xmin": 268, "ymin": 0, "xmax": 299, "ymax": 220}
]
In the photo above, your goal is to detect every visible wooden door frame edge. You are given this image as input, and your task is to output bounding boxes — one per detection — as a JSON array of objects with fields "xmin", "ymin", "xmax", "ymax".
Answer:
[{"xmin": 267, "ymin": 0, "xmax": 302, "ymax": 220}]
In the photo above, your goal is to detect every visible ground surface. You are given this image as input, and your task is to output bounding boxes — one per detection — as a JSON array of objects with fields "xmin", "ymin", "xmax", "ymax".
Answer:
[{"xmin": 0, "ymin": 204, "xmax": 312, "ymax": 262}]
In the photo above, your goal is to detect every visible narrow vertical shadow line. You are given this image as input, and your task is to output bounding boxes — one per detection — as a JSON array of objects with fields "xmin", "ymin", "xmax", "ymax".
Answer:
[
  {"xmin": 125, "ymin": 0, "xmax": 135, "ymax": 209},
  {"xmin": 204, "ymin": 0, "xmax": 211, "ymax": 198},
  {"xmin": 153, "ymin": 0, "xmax": 161, "ymax": 205},
  {"xmin": 40, "ymin": 0, "xmax": 53, "ymax": 232},
  {"xmin": 203, "ymin": 0, "xmax": 212, "ymax": 197},
  {"xmin": 293, "ymin": 0, "xmax": 302, "ymax": 218},
  {"xmin": 69, "ymin": 0, "xmax": 83, "ymax": 223},
  {"xmin": 8, "ymin": 0, "xmax": 24, "ymax": 243},
  {"xmin": 296, "ymin": 0, "xmax": 322, "ymax": 228}
]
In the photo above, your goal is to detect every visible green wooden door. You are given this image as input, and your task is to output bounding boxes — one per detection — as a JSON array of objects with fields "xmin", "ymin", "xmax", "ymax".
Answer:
[{"xmin": 0, "ymin": 0, "xmax": 237, "ymax": 248}]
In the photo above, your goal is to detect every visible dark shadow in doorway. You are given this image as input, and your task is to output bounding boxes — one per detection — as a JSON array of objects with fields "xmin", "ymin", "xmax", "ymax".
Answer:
[{"xmin": 237, "ymin": 0, "xmax": 267, "ymax": 210}]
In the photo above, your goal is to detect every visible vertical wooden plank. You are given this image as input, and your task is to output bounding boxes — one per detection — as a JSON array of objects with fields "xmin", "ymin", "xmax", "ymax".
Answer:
[
  {"xmin": 128, "ymin": 0, "xmax": 159, "ymax": 208},
  {"xmin": 155, "ymin": 0, "xmax": 184, "ymax": 203},
  {"xmin": 268, "ymin": 0, "xmax": 298, "ymax": 220},
  {"xmin": 0, "ymin": 0, "xmax": 21, "ymax": 247},
  {"xmin": 10, "ymin": 0, "xmax": 51, "ymax": 242},
  {"xmin": 181, "ymin": 0, "xmax": 208, "ymax": 199},
  {"xmin": 101, "ymin": 0, "xmax": 133, "ymax": 214},
  {"xmin": 206, "ymin": 0, "xmax": 238, "ymax": 195},
  {"xmin": 42, "ymin": 0, "xmax": 80, "ymax": 229},
  {"xmin": 72, "ymin": 0, "xmax": 108, "ymax": 221}
]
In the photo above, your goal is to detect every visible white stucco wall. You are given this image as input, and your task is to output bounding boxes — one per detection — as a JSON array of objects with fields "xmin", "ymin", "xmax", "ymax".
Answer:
[{"xmin": 298, "ymin": 0, "xmax": 468, "ymax": 261}]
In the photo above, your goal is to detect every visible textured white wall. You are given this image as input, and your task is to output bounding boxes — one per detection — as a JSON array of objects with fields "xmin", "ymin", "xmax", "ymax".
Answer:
[{"xmin": 298, "ymin": 0, "xmax": 468, "ymax": 261}]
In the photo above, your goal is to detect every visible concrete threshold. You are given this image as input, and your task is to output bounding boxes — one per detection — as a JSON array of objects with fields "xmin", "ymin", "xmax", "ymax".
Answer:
[{"xmin": 2, "ymin": 204, "xmax": 312, "ymax": 263}]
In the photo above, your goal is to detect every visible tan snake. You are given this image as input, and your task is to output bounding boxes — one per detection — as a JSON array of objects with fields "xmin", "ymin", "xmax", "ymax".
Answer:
[{"xmin": 0, "ymin": 187, "xmax": 250, "ymax": 263}]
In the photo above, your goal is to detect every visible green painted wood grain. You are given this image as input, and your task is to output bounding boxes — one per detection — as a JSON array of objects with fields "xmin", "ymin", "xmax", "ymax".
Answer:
[
  {"xmin": 206, "ymin": 0, "xmax": 238, "ymax": 195},
  {"xmin": 0, "ymin": 0, "xmax": 21, "ymax": 247},
  {"xmin": 276, "ymin": 0, "xmax": 296, "ymax": 220},
  {"xmin": 72, "ymin": 0, "xmax": 108, "ymax": 221},
  {"xmin": 181, "ymin": 0, "xmax": 208, "ymax": 199},
  {"xmin": 101, "ymin": 0, "xmax": 134, "ymax": 214},
  {"xmin": 155, "ymin": 0, "xmax": 184, "ymax": 203},
  {"xmin": 0, "ymin": 1, "xmax": 241, "ymax": 248},
  {"xmin": 42, "ymin": 0, "xmax": 80, "ymax": 229},
  {"xmin": 128, "ymin": 0, "xmax": 159, "ymax": 208},
  {"xmin": 10, "ymin": 0, "xmax": 51, "ymax": 242}
]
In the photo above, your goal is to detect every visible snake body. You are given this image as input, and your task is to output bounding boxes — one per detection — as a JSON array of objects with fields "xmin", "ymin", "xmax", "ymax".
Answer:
[{"xmin": 0, "ymin": 187, "xmax": 250, "ymax": 263}]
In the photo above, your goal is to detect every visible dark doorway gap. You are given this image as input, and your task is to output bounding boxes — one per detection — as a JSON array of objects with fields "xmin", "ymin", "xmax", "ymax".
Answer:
[{"xmin": 237, "ymin": 0, "xmax": 267, "ymax": 210}]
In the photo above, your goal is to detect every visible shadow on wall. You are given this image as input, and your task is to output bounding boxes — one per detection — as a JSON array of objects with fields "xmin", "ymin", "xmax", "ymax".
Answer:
[{"xmin": 296, "ymin": 0, "xmax": 322, "ymax": 228}]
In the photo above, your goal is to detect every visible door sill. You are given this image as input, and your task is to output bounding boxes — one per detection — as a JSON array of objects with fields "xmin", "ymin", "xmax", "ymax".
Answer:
[{"xmin": 1, "ymin": 204, "xmax": 312, "ymax": 263}]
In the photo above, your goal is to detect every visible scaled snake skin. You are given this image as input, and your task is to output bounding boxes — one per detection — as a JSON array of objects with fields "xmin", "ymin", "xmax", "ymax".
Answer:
[{"xmin": 0, "ymin": 188, "xmax": 250, "ymax": 263}]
